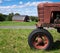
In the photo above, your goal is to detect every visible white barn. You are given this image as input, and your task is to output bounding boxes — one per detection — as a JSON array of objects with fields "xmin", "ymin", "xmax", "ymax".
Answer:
[{"xmin": 12, "ymin": 15, "xmax": 30, "ymax": 22}]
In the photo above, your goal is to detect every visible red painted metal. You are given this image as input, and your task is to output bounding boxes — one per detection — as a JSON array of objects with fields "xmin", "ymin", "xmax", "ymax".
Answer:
[
  {"xmin": 37, "ymin": 3, "xmax": 60, "ymax": 28},
  {"xmin": 32, "ymin": 35, "xmax": 49, "ymax": 49}
]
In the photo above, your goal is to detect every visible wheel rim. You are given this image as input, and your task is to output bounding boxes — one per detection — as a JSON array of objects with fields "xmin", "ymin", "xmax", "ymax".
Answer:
[{"xmin": 32, "ymin": 33, "xmax": 49, "ymax": 49}]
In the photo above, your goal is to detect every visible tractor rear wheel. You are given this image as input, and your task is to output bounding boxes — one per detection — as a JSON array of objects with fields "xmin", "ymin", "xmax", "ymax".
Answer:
[{"xmin": 28, "ymin": 28, "xmax": 53, "ymax": 50}]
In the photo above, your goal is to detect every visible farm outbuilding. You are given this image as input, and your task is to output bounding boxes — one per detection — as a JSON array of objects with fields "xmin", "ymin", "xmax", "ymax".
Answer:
[{"xmin": 12, "ymin": 15, "xmax": 30, "ymax": 22}]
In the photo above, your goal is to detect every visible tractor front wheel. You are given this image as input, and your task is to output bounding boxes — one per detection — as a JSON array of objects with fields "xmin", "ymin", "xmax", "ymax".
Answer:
[{"xmin": 28, "ymin": 29, "xmax": 53, "ymax": 50}]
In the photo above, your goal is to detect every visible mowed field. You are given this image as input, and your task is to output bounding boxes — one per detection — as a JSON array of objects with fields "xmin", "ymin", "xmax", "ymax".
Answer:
[
  {"xmin": 0, "ymin": 21, "xmax": 36, "ymax": 26},
  {"xmin": 0, "ymin": 29, "xmax": 60, "ymax": 53}
]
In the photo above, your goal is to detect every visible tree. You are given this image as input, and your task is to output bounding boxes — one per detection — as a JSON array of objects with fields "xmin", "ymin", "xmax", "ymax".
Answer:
[
  {"xmin": 29, "ymin": 16, "xmax": 38, "ymax": 22},
  {"xmin": 15, "ymin": 13, "xmax": 20, "ymax": 15},
  {"xmin": 0, "ymin": 13, "xmax": 5, "ymax": 21},
  {"xmin": 6, "ymin": 13, "xmax": 14, "ymax": 21}
]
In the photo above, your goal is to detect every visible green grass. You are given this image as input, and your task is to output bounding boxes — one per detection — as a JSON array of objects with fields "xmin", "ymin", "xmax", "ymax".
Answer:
[
  {"xmin": 0, "ymin": 21, "xmax": 36, "ymax": 26},
  {"xmin": 0, "ymin": 29, "xmax": 60, "ymax": 53}
]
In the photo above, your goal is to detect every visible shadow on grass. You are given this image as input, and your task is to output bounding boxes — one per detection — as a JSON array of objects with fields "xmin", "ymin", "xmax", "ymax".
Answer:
[{"xmin": 52, "ymin": 40, "xmax": 60, "ymax": 50}]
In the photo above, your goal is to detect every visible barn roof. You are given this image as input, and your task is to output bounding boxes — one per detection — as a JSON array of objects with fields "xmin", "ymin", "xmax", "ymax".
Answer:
[{"xmin": 12, "ymin": 15, "xmax": 27, "ymax": 20}]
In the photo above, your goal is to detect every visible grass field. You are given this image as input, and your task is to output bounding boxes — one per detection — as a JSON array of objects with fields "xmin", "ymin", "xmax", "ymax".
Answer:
[
  {"xmin": 0, "ymin": 29, "xmax": 60, "ymax": 53},
  {"xmin": 0, "ymin": 21, "xmax": 36, "ymax": 26}
]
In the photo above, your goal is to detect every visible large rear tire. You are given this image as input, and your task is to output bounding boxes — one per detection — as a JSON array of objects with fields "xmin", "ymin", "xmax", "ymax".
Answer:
[{"xmin": 28, "ymin": 28, "xmax": 53, "ymax": 50}]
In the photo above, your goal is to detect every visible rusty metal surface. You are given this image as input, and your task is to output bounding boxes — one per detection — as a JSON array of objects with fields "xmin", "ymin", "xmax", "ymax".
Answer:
[
  {"xmin": 37, "ymin": 3, "xmax": 60, "ymax": 28},
  {"xmin": 42, "ymin": 23, "xmax": 60, "ymax": 28}
]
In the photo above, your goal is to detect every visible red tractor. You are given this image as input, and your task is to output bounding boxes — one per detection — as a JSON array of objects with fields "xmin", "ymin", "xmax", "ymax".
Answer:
[{"xmin": 28, "ymin": 3, "xmax": 60, "ymax": 50}]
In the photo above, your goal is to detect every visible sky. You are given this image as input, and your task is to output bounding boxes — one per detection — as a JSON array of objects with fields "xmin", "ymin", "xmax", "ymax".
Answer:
[{"xmin": 0, "ymin": 0, "xmax": 60, "ymax": 16}]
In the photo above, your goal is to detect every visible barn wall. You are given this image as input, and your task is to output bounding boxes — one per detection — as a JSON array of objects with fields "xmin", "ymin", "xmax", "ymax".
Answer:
[
  {"xmin": 12, "ymin": 15, "xmax": 29, "ymax": 22},
  {"xmin": 13, "ymin": 20, "xmax": 24, "ymax": 22}
]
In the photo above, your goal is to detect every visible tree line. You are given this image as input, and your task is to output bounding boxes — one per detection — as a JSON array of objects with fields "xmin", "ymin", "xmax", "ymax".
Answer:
[{"xmin": 0, "ymin": 13, "xmax": 38, "ymax": 22}]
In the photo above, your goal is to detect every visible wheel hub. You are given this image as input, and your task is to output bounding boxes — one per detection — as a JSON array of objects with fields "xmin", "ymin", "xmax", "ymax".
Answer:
[{"xmin": 32, "ymin": 35, "xmax": 49, "ymax": 49}]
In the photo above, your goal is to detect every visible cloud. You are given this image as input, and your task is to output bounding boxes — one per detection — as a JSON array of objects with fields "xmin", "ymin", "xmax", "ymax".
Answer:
[
  {"xmin": 22, "ymin": 1, "xmax": 52, "ymax": 7},
  {"xmin": 19, "ymin": 1, "xmax": 23, "ymax": 4},
  {"xmin": 40, "ymin": 1, "xmax": 53, "ymax": 3},
  {"xmin": 0, "ymin": 0, "xmax": 2, "ymax": 3},
  {"xmin": 0, "ymin": 1, "xmax": 53, "ymax": 16},
  {"xmin": 24, "ymin": 8, "xmax": 38, "ymax": 16},
  {"xmin": 0, "ymin": 5, "xmax": 18, "ymax": 9},
  {"xmin": 0, "ymin": 8, "xmax": 21, "ymax": 15},
  {"xmin": 0, "ymin": 6, "xmax": 38, "ymax": 16},
  {"xmin": 0, "ymin": 1, "xmax": 53, "ymax": 9},
  {"xmin": 0, "ymin": 0, "xmax": 12, "ymax": 3},
  {"xmin": 19, "ymin": 1, "xmax": 52, "ymax": 7}
]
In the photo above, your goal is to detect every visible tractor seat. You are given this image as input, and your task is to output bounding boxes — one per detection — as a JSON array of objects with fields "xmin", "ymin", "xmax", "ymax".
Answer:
[{"xmin": 54, "ymin": 19, "xmax": 60, "ymax": 24}]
